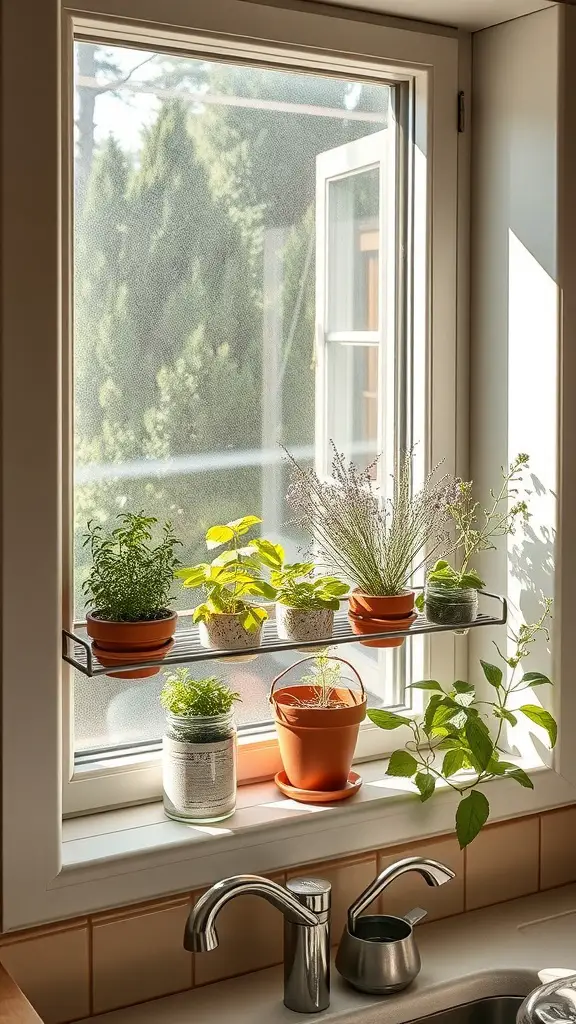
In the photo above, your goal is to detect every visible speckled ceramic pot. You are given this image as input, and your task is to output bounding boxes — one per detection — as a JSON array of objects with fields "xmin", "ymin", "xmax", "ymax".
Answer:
[
  {"xmin": 276, "ymin": 604, "xmax": 334, "ymax": 643},
  {"xmin": 198, "ymin": 612, "xmax": 263, "ymax": 654}
]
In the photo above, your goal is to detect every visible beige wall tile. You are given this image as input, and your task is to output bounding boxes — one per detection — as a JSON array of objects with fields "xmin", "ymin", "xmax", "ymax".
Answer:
[
  {"xmin": 376, "ymin": 835, "xmax": 464, "ymax": 923},
  {"xmin": 541, "ymin": 806, "xmax": 576, "ymax": 889},
  {"xmin": 466, "ymin": 815, "xmax": 539, "ymax": 910},
  {"xmin": 193, "ymin": 873, "xmax": 285, "ymax": 985},
  {"xmin": 92, "ymin": 897, "xmax": 192, "ymax": 1014},
  {"xmin": 0, "ymin": 924, "xmax": 89, "ymax": 1024},
  {"xmin": 288, "ymin": 854, "xmax": 377, "ymax": 946}
]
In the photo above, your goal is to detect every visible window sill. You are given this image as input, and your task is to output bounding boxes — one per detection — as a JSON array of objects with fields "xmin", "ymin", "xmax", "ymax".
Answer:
[{"xmin": 50, "ymin": 757, "xmax": 576, "ymax": 925}]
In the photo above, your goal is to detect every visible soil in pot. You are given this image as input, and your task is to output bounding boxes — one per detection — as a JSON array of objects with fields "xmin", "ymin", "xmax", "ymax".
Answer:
[
  {"xmin": 348, "ymin": 610, "xmax": 417, "ymax": 649},
  {"xmin": 276, "ymin": 605, "xmax": 334, "ymax": 643},
  {"xmin": 424, "ymin": 584, "xmax": 478, "ymax": 626},
  {"xmin": 86, "ymin": 610, "xmax": 178, "ymax": 679},
  {"xmin": 348, "ymin": 590, "xmax": 415, "ymax": 620}
]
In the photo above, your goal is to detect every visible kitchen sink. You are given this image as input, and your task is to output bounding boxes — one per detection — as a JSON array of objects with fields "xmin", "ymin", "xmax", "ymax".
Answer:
[{"xmin": 409, "ymin": 997, "xmax": 523, "ymax": 1024}]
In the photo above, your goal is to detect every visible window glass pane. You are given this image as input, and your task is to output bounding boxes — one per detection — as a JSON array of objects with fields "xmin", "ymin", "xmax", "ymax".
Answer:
[
  {"xmin": 327, "ymin": 167, "xmax": 380, "ymax": 332},
  {"xmin": 72, "ymin": 41, "xmax": 391, "ymax": 756},
  {"xmin": 327, "ymin": 343, "xmax": 379, "ymax": 471}
]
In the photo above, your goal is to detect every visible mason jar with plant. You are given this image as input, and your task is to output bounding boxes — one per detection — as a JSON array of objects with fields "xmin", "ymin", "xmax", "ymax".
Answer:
[
  {"xmin": 368, "ymin": 601, "xmax": 556, "ymax": 847},
  {"xmin": 270, "ymin": 650, "xmax": 366, "ymax": 798},
  {"xmin": 83, "ymin": 512, "xmax": 181, "ymax": 678},
  {"xmin": 271, "ymin": 557, "xmax": 349, "ymax": 644},
  {"xmin": 285, "ymin": 444, "xmax": 457, "ymax": 648},
  {"xmin": 160, "ymin": 668, "xmax": 241, "ymax": 823},
  {"xmin": 419, "ymin": 453, "xmax": 530, "ymax": 626},
  {"xmin": 176, "ymin": 515, "xmax": 281, "ymax": 655}
]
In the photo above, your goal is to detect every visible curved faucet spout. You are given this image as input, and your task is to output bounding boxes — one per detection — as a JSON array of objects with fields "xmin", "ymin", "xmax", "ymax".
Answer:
[
  {"xmin": 348, "ymin": 857, "xmax": 455, "ymax": 934},
  {"xmin": 184, "ymin": 874, "xmax": 319, "ymax": 953}
]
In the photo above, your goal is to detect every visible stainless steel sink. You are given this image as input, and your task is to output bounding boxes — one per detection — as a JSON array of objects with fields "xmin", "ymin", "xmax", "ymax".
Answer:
[{"xmin": 410, "ymin": 997, "xmax": 524, "ymax": 1024}]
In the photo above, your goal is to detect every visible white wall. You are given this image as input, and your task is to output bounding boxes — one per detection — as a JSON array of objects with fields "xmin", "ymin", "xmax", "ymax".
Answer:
[{"xmin": 470, "ymin": 7, "xmax": 562, "ymax": 765}]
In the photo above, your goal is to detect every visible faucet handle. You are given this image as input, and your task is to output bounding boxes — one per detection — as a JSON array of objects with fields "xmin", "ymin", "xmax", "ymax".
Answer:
[
  {"xmin": 286, "ymin": 877, "xmax": 331, "ymax": 917},
  {"xmin": 404, "ymin": 907, "xmax": 427, "ymax": 927}
]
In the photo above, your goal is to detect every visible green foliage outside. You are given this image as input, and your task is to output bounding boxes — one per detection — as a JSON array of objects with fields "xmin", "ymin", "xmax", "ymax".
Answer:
[{"xmin": 74, "ymin": 46, "xmax": 388, "ymax": 614}]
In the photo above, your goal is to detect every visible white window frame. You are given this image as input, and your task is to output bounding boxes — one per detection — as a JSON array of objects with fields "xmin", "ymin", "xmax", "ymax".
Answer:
[{"xmin": 10, "ymin": 0, "xmax": 568, "ymax": 932}]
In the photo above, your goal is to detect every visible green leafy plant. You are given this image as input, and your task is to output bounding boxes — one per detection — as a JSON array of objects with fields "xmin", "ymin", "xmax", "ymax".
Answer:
[
  {"xmin": 368, "ymin": 601, "xmax": 556, "ymax": 848},
  {"xmin": 272, "ymin": 561, "xmax": 348, "ymax": 610},
  {"xmin": 83, "ymin": 512, "xmax": 181, "ymax": 621},
  {"xmin": 419, "ymin": 454, "xmax": 531, "ymax": 606},
  {"xmin": 160, "ymin": 668, "xmax": 241, "ymax": 717},
  {"xmin": 297, "ymin": 651, "xmax": 350, "ymax": 709},
  {"xmin": 176, "ymin": 515, "xmax": 282, "ymax": 632},
  {"xmin": 285, "ymin": 444, "xmax": 457, "ymax": 597}
]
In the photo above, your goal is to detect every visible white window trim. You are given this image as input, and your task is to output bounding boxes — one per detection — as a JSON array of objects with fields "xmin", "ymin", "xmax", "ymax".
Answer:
[{"xmin": 7, "ymin": 0, "xmax": 573, "ymax": 934}]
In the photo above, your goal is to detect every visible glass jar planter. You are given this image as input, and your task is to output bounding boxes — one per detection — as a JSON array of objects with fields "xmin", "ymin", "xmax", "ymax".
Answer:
[
  {"xmin": 163, "ymin": 710, "xmax": 237, "ymax": 823},
  {"xmin": 424, "ymin": 584, "xmax": 479, "ymax": 627}
]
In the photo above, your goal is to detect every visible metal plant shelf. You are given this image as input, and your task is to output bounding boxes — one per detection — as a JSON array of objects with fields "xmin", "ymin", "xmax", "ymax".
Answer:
[{"xmin": 62, "ymin": 591, "xmax": 507, "ymax": 678}]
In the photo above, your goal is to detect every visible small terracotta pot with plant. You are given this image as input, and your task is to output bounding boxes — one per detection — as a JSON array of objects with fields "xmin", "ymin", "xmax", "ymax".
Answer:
[
  {"xmin": 270, "ymin": 652, "xmax": 366, "ymax": 793},
  {"xmin": 177, "ymin": 515, "xmax": 281, "ymax": 659},
  {"xmin": 285, "ymin": 445, "xmax": 457, "ymax": 648},
  {"xmin": 83, "ymin": 511, "xmax": 181, "ymax": 678},
  {"xmin": 271, "ymin": 556, "xmax": 348, "ymax": 645}
]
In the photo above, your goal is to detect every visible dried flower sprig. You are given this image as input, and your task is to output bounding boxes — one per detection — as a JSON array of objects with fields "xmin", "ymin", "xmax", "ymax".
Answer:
[{"xmin": 285, "ymin": 444, "xmax": 458, "ymax": 597}]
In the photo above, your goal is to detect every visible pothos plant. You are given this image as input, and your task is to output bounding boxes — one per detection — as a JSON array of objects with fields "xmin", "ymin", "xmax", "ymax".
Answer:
[
  {"xmin": 272, "ymin": 560, "xmax": 349, "ymax": 610},
  {"xmin": 176, "ymin": 515, "xmax": 282, "ymax": 632},
  {"xmin": 417, "ymin": 453, "xmax": 531, "ymax": 605},
  {"xmin": 368, "ymin": 601, "xmax": 557, "ymax": 848}
]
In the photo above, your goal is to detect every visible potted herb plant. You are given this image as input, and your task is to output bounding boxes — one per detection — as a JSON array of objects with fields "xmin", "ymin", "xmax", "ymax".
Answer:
[
  {"xmin": 83, "ymin": 512, "xmax": 181, "ymax": 678},
  {"xmin": 271, "ymin": 558, "xmax": 348, "ymax": 644},
  {"xmin": 176, "ymin": 515, "xmax": 281, "ymax": 656},
  {"xmin": 270, "ymin": 652, "xmax": 366, "ymax": 795},
  {"xmin": 368, "ymin": 600, "xmax": 556, "ymax": 847},
  {"xmin": 420, "ymin": 454, "xmax": 530, "ymax": 626},
  {"xmin": 161, "ymin": 668, "xmax": 241, "ymax": 823},
  {"xmin": 285, "ymin": 445, "xmax": 456, "ymax": 648}
]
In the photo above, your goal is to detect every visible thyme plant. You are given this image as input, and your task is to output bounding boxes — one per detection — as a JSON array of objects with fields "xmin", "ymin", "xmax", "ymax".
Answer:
[
  {"xmin": 160, "ymin": 668, "xmax": 241, "ymax": 717},
  {"xmin": 423, "ymin": 454, "xmax": 530, "ymax": 595},
  {"xmin": 285, "ymin": 444, "xmax": 458, "ymax": 597},
  {"xmin": 368, "ymin": 601, "xmax": 557, "ymax": 847},
  {"xmin": 83, "ymin": 512, "xmax": 181, "ymax": 621}
]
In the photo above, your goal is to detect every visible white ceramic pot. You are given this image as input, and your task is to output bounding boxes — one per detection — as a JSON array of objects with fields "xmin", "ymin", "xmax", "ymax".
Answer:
[
  {"xmin": 198, "ymin": 612, "xmax": 262, "ymax": 662},
  {"xmin": 275, "ymin": 604, "xmax": 334, "ymax": 643}
]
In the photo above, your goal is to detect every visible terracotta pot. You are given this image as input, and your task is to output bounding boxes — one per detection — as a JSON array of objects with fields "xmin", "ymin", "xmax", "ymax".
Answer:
[
  {"xmin": 348, "ymin": 609, "xmax": 417, "ymax": 649},
  {"xmin": 86, "ymin": 611, "xmax": 177, "ymax": 678},
  {"xmin": 275, "ymin": 604, "xmax": 334, "ymax": 643},
  {"xmin": 348, "ymin": 590, "xmax": 415, "ymax": 620},
  {"xmin": 270, "ymin": 657, "xmax": 366, "ymax": 792}
]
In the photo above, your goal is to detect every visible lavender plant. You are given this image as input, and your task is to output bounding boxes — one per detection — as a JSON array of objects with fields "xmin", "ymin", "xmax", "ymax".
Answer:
[{"xmin": 285, "ymin": 445, "xmax": 458, "ymax": 597}]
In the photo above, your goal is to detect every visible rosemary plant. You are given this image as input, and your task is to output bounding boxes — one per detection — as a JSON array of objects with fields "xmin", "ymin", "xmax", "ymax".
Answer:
[{"xmin": 285, "ymin": 444, "xmax": 458, "ymax": 597}]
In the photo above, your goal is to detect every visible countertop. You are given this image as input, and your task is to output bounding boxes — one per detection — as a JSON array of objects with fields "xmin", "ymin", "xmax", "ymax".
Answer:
[
  {"xmin": 0, "ymin": 963, "xmax": 43, "ymax": 1024},
  {"xmin": 82, "ymin": 884, "xmax": 576, "ymax": 1024}
]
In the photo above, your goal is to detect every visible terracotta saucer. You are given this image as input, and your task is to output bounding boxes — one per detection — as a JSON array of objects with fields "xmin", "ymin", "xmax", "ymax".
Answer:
[
  {"xmin": 92, "ymin": 639, "xmax": 174, "ymax": 679},
  {"xmin": 274, "ymin": 769, "xmax": 362, "ymax": 804},
  {"xmin": 348, "ymin": 610, "xmax": 417, "ymax": 648}
]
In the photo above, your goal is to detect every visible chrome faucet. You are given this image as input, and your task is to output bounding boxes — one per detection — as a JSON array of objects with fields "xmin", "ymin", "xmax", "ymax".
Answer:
[
  {"xmin": 347, "ymin": 856, "xmax": 455, "ymax": 933},
  {"xmin": 184, "ymin": 874, "xmax": 331, "ymax": 1013},
  {"xmin": 517, "ymin": 973, "xmax": 576, "ymax": 1024}
]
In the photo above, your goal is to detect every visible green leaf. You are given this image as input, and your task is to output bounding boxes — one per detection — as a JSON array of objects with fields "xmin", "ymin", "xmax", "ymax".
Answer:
[
  {"xmin": 494, "ymin": 707, "xmax": 518, "ymax": 727},
  {"xmin": 505, "ymin": 768, "xmax": 534, "ymax": 789},
  {"xmin": 519, "ymin": 705, "xmax": 558, "ymax": 747},
  {"xmin": 238, "ymin": 579, "xmax": 277, "ymax": 600},
  {"xmin": 456, "ymin": 790, "xmax": 490, "ymax": 848},
  {"xmin": 458, "ymin": 569, "xmax": 485, "ymax": 590},
  {"xmin": 520, "ymin": 670, "xmax": 552, "ymax": 688},
  {"xmin": 424, "ymin": 694, "xmax": 447, "ymax": 732},
  {"xmin": 453, "ymin": 680, "xmax": 475, "ymax": 694},
  {"xmin": 414, "ymin": 772, "xmax": 436, "ymax": 802},
  {"xmin": 480, "ymin": 661, "xmax": 503, "ymax": 688},
  {"xmin": 415, "ymin": 593, "xmax": 425, "ymax": 612},
  {"xmin": 206, "ymin": 524, "xmax": 235, "ymax": 549},
  {"xmin": 367, "ymin": 708, "xmax": 410, "ymax": 730},
  {"xmin": 249, "ymin": 538, "xmax": 284, "ymax": 568},
  {"xmin": 408, "ymin": 680, "xmax": 444, "ymax": 692},
  {"xmin": 454, "ymin": 690, "xmax": 476, "ymax": 708},
  {"xmin": 465, "ymin": 717, "xmax": 494, "ymax": 771},
  {"xmin": 435, "ymin": 736, "xmax": 461, "ymax": 750},
  {"xmin": 442, "ymin": 748, "xmax": 469, "ymax": 778},
  {"xmin": 228, "ymin": 515, "xmax": 262, "ymax": 535},
  {"xmin": 429, "ymin": 700, "xmax": 461, "ymax": 732},
  {"xmin": 177, "ymin": 565, "xmax": 208, "ymax": 588},
  {"xmin": 387, "ymin": 750, "xmax": 418, "ymax": 777}
]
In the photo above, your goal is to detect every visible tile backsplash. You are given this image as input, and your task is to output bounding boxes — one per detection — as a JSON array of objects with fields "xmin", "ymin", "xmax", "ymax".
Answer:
[{"xmin": 0, "ymin": 808, "xmax": 573, "ymax": 1023}]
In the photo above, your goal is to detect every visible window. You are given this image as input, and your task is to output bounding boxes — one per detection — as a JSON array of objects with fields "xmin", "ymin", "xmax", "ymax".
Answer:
[{"xmin": 69, "ymin": 41, "xmax": 425, "ymax": 810}]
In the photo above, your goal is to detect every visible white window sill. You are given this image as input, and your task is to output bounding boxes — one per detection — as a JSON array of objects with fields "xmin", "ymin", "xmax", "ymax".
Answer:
[{"xmin": 52, "ymin": 757, "xmax": 576, "ymax": 922}]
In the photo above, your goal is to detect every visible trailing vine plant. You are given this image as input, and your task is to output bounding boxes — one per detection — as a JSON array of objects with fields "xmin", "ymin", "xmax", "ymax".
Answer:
[{"xmin": 368, "ymin": 601, "xmax": 557, "ymax": 848}]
